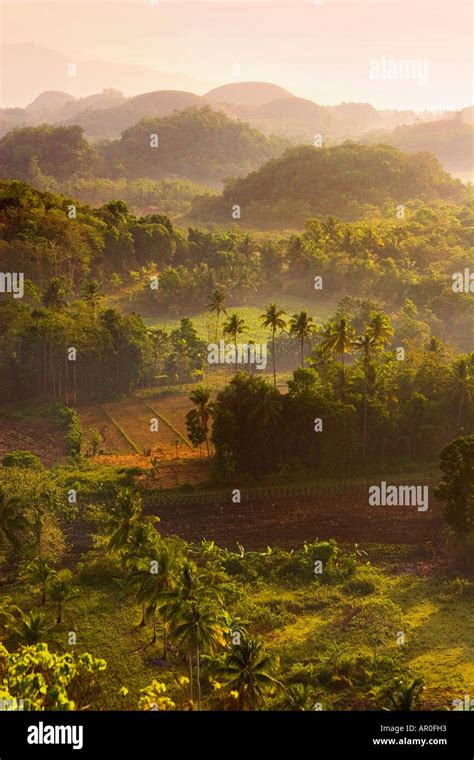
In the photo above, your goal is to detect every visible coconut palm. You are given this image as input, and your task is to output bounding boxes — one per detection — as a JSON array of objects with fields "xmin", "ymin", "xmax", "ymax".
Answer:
[
  {"xmin": 189, "ymin": 387, "xmax": 213, "ymax": 457},
  {"xmin": 105, "ymin": 488, "xmax": 157, "ymax": 554},
  {"xmin": 449, "ymin": 358, "xmax": 472, "ymax": 428},
  {"xmin": 216, "ymin": 633, "xmax": 281, "ymax": 710},
  {"xmin": 206, "ymin": 289, "xmax": 227, "ymax": 341},
  {"xmin": 171, "ymin": 600, "xmax": 226, "ymax": 709},
  {"xmin": 0, "ymin": 488, "xmax": 28, "ymax": 553},
  {"xmin": 247, "ymin": 382, "xmax": 283, "ymax": 428},
  {"xmin": 366, "ymin": 311, "xmax": 393, "ymax": 348},
  {"xmin": 12, "ymin": 609, "xmax": 53, "ymax": 644},
  {"xmin": 260, "ymin": 304, "xmax": 286, "ymax": 388},
  {"xmin": 289, "ymin": 311, "xmax": 317, "ymax": 367},
  {"xmin": 320, "ymin": 316, "xmax": 355, "ymax": 392},
  {"xmin": 223, "ymin": 314, "xmax": 248, "ymax": 369},
  {"xmin": 25, "ymin": 556, "xmax": 56, "ymax": 606},
  {"xmin": 47, "ymin": 569, "xmax": 75, "ymax": 624},
  {"xmin": 425, "ymin": 336, "xmax": 445, "ymax": 355},
  {"xmin": 352, "ymin": 332, "xmax": 378, "ymax": 458},
  {"xmin": 136, "ymin": 548, "xmax": 174, "ymax": 654}
]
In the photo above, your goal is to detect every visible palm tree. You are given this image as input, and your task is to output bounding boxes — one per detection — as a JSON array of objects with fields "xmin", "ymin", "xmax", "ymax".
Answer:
[
  {"xmin": 289, "ymin": 311, "xmax": 317, "ymax": 367},
  {"xmin": 47, "ymin": 569, "xmax": 75, "ymax": 624},
  {"xmin": 0, "ymin": 597, "xmax": 19, "ymax": 636},
  {"xmin": 320, "ymin": 316, "xmax": 355, "ymax": 392},
  {"xmin": 449, "ymin": 358, "xmax": 472, "ymax": 428},
  {"xmin": 247, "ymin": 383, "xmax": 283, "ymax": 428},
  {"xmin": 352, "ymin": 332, "xmax": 377, "ymax": 458},
  {"xmin": 216, "ymin": 633, "xmax": 281, "ymax": 710},
  {"xmin": 25, "ymin": 556, "xmax": 56, "ymax": 606},
  {"xmin": 42, "ymin": 278, "xmax": 66, "ymax": 309},
  {"xmin": 223, "ymin": 314, "xmax": 248, "ymax": 370},
  {"xmin": 13, "ymin": 609, "xmax": 53, "ymax": 644},
  {"xmin": 260, "ymin": 304, "xmax": 286, "ymax": 388},
  {"xmin": 425, "ymin": 336, "xmax": 445, "ymax": 355},
  {"xmin": 189, "ymin": 387, "xmax": 213, "ymax": 457},
  {"xmin": 206, "ymin": 289, "xmax": 227, "ymax": 341},
  {"xmin": 172, "ymin": 601, "xmax": 226, "ymax": 710},
  {"xmin": 105, "ymin": 488, "xmax": 152, "ymax": 554},
  {"xmin": 366, "ymin": 311, "xmax": 393, "ymax": 348},
  {"xmin": 0, "ymin": 488, "xmax": 28, "ymax": 553},
  {"xmin": 136, "ymin": 549, "xmax": 174, "ymax": 654},
  {"xmin": 380, "ymin": 677, "xmax": 425, "ymax": 711},
  {"xmin": 81, "ymin": 280, "xmax": 102, "ymax": 312}
]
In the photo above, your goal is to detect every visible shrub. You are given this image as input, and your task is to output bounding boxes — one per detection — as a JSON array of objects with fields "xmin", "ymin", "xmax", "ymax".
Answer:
[{"xmin": 2, "ymin": 451, "xmax": 42, "ymax": 469}]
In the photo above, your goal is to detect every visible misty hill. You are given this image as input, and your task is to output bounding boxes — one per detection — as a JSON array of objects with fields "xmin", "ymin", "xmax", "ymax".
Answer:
[
  {"xmin": 59, "ymin": 91, "xmax": 236, "ymax": 139},
  {"xmin": 100, "ymin": 106, "xmax": 285, "ymax": 185},
  {"xmin": 26, "ymin": 90, "xmax": 78, "ymax": 117},
  {"xmin": 0, "ymin": 108, "xmax": 286, "ymax": 188},
  {"xmin": 205, "ymin": 82, "xmax": 293, "ymax": 107},
  {"xmin": 0, "ymin": 43, "xmax": 204, "ymax": 107},
  {"xmin": 363, "ymin": 117, "xmax": 474, "ymax": 174},
  {"xmin": 192, "ymin": 143, "xmax": 466, "ymax": 228}
]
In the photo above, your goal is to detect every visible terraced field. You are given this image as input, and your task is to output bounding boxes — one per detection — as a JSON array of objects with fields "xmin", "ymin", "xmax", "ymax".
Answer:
[{"xmin": 77, "ymin": 394, "xmax": 200, "ymax": 461}]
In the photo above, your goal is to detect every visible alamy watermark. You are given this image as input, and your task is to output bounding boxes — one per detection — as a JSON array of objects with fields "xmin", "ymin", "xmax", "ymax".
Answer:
[
  {"xmin": 0, "ymin": 272, "xmax": 24, "ymax": 298},
  {"xmin": 368, "ymin": 482, "xmax": 429, "ymax": 512},
  {"xmin": 369, "ymin": 56, "xmax": 428, "ymax": 85},
  {"xmin": 207, "ymin": 340, "xmax": 267, "ymax": 371}
]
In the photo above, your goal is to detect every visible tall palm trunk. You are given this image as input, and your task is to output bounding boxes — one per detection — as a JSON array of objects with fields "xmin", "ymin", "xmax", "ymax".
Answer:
[
  {"xmin": 362, "ymin": 362, "xmax": 368, "ymax": 459},
  {"xmin": 162, "ymin": 619, "xmax": 168, "ymax": 660},
  {"xmin": 341, "ymin": 349, "xmax": 345, "ymax": 398},
  {"xmin": 300, "ymin": 336, "xmax": 304, "ymax": 367},
  {"xmin": 272, "ymin": 328, "xmax": 276, "ymax": 388},
  {"xmin": 57, "ymin": 602, "xmax": 62, "ymax": 624},
  {"xmin": 196, "ymin": 641, "xmax": 201, "ymax": 710},
  {"xmin": 140, "ymin": 603, "xmax": 146, "ymax": 627},
  {"xmin": 151, "ymin": 608, "xmax": 157, "ymax": 643},
  {"xmin": 188, "ymin": 650, "xmax": 193, "ymax": 702}
]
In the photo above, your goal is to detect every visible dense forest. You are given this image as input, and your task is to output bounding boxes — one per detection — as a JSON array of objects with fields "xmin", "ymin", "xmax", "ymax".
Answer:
[
  {"xmin": 195, "ymin": 144, "xmax": 468, "ymax": 226},
  {"xmin": 0, "ymin": 110, "xmax": 285, "ymax": 189}
]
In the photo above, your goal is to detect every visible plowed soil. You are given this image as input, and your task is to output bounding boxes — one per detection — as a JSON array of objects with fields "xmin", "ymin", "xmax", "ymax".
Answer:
[{"xmin": 145, "ymin": 483, "xmax": 444, "ymax": 554}]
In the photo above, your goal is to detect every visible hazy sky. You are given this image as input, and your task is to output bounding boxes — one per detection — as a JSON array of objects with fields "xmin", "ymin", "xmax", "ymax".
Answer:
[{"xmin": 1, "ymin": 0, "xmax": 472, "ymax": 109}]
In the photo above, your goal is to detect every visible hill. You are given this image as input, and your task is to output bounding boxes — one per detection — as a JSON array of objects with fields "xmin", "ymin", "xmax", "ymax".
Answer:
[
  {"xmin": 0, "ymin": 124, "xmax": 101, "ymax": 182},
  {"xmin": 99, "ymin": 106, "xmax": 286, "ymax": 185},
  {"xmin": 60, "ymin": 91, "xmax": 236, "ymax": 140},
  {"xmin": 204, "ymin": 81, "xmax": 293, "ymax": 106},
  {"xmin": 192, "ymin": 143, "xmax": 467, "ymax": 227},
  {"xmin": 362, "ymin": 117, "xmax": 474, "ymax": 175}
]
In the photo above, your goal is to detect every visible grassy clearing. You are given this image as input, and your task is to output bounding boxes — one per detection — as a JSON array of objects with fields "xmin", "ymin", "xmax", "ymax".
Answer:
[
  {"xmin": 3, "ymin": 557, "xmax": 471, "ymax": 711},
  {"xmin": 143, "ymin": 296, "xmax": 337, "ymax": 343}
]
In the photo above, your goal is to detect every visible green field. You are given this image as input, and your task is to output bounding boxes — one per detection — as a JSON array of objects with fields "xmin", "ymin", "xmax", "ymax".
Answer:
[
  {"xmin": 143, "ymin": 296, "xmax": 337, "ymax": 343},
  {"xmin": 4, "ymin": 548, "xmax": 472, "ymax": 710}
]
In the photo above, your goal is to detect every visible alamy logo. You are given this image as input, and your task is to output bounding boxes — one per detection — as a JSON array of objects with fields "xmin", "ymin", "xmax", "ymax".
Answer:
[
  {"xmin": 27, "ymin": 722, "xmax": 83, "ymax": 750},
  {"xmin": 368, "ymin": 56, "xmax": 428, "ymax": 84},
  {"xmin": 0, "ymin": 272, "xmax": 24, "ymax": 299},
  {"xmin": 368, "ymin": 482, "xmax": 429, "ymax": 512},
  {"xmin": 452, "ymin": 695, "xmax": 474, "ymax": 711},
  {"xmin": 207, "ymin": 340, "xmax": 267, "ymax": 370},
  {"xmin": 452, "ymin": 269, "xmax": 474, "ymax": 293}
]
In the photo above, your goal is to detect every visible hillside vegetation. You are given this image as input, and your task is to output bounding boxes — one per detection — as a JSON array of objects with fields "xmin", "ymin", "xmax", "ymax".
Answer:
[{"xmin": 193, "ymin": 143, "xmax": 467, "ymax": 226}]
